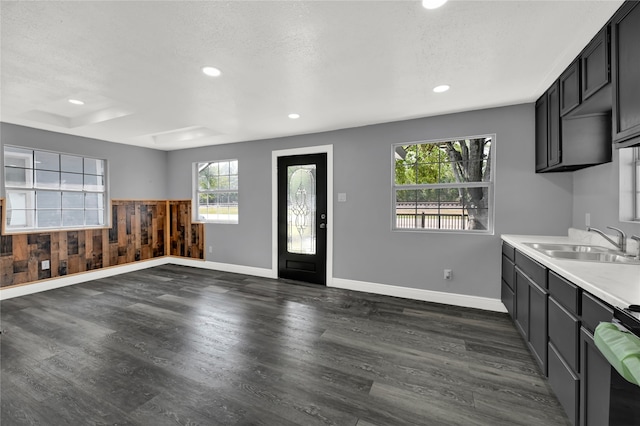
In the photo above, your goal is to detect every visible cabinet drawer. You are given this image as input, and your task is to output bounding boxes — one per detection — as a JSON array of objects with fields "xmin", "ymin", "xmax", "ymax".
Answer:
[
  {"xmin": 502, "ymin": 242, "xmax": 515, "ymax": 261},
  {"xmin": 548, "ymin": 343, "xmax": 579, "ymax": 426},
  {"xmin": 548, "ymin": 271, "xmax": 580, "ymax": 315},
  {"xmin": 549, "ymin": 296, "xmax": 580, "ymax": 372},
  {"xmin": 581, "ymin": 292, "xmax": 613, "ymax": 334},
  {"xmin": 502, "ymin": 255, "xmax": 515, "ymax": 291},
  {"xmin": 501, "ymin": 280, "xmax": 515, "ymax": 318},
  {"xmin": 515, "ymin": 250, "xmax": 547, "ymax": 288}
]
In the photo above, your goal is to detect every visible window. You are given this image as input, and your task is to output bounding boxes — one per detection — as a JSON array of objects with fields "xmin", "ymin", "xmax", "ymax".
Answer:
[
  {"xmin": 634, "ymin": 147, "xmax": 640, "ymax": 221},
  {"xmin": 195, "ymin": 159, "xmax": 238, "ymax": 224},
  {"xmin": 3, "ymin": 145, "xmax": 107, "ymax": 232},
  {"xmin": 620, "ymin": 146, "xmax": 640, "ymax": 222},
  {"xmin": 393, "ymin": 135, "xmax": 494, "ymax": 233}
]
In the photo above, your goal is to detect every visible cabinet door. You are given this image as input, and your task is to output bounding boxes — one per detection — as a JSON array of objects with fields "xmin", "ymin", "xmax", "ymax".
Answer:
[
  {"xmin": 612, "ymin": 1, "xmax": 640, "ymax": 146},
  {"xmin": 535, "ymin": 94, "xmax": 549, "ymax": 171},
  {"xmin": 501, "ymin": 280, "xmax": 515, "ymax": 318},
  {"xmin": 529, "ymin": 278, "xmax": 548, "ymax": 376},
  {"xmin": 581, "ymin": 27, "xmax": 610, "ymax": 101},
  {"xmin": 547, "ymin": 81, "xmax": 561, "ymax": 167},
  {"xmin": 560, "ymin": 60, "xmax": 581, "ymax": 116},
  {"xmin": 580, "ymin": 327, "xmax": 611, "ymax": 426},
  {"xmin": 549, "ymin": 343, "xmax": 579, "ymax": 426},
  {"xmin": 515, "ymin": 269, "xmax": 530, "ymax": 339}
]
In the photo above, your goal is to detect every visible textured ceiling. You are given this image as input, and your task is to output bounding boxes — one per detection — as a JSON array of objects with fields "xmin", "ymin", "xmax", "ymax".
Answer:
[{"xmin": 0, "ymin": 0, "xmax": 624, "ymax": 151}]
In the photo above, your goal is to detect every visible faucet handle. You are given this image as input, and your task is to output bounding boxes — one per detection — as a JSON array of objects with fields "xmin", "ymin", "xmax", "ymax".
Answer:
[
  {"xmin": 606, "ymin": 226, "xmax": 627, "ymax": 252},
  {"xmin": 606, "ymin": 226, "xmax": 626, "ymax": 237}
]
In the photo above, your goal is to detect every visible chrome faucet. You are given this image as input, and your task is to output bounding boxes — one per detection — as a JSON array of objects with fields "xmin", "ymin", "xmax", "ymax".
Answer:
[{"xmin": 587, "ymin": 226, "xmax": 627, "ymax": 253}]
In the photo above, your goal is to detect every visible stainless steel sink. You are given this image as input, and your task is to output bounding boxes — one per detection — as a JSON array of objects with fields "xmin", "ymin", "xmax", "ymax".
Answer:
[
  {"xmin": 545, "ymin": 251, "xmax": 640, "ymax": 264},
  {"xmin": 524, "ymin": 243, "xmax": 617, "ymax": 253},
  {"xmin": 523, "ymin": 243, "xmax": 640, "ymax": 265}
]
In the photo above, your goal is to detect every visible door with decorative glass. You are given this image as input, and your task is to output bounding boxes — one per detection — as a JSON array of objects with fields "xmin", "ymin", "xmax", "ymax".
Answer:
[{"xmin": 277, "ymin": 153, "xmax": 327, "ymax": 285}]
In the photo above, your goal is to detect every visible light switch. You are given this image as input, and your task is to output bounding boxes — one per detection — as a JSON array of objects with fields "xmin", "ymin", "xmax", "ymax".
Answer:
[
  {"xmin": 42, "ymin": 260, "xmax": 50, "ymax": 270},
  {"xmin": 338, "ymin": 193, "xmax": 347, "ymax": 202}
]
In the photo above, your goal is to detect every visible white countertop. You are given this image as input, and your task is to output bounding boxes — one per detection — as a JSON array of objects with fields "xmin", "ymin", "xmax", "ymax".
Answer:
[{"xmin": 501, "ymin": 234, "xmax": 640, "ymax": 309}]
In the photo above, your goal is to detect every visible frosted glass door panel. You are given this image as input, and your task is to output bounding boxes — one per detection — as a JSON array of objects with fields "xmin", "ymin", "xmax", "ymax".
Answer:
[{"xmin": 287, "ymin": 165, "xmax": 316, "ymax": 255}]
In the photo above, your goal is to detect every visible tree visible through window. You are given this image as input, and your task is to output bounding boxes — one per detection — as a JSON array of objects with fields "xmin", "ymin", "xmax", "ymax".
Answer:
[
  {"xmin": 195, "ymin": 160, "xmax": 238, "ymax": 224},
  {"xmin": 393, "ymin": 136, "xmax": 494, "ymax": 232}
]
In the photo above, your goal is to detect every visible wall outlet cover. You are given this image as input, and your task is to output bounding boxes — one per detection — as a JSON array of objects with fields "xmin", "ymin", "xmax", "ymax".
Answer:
[{"xmin": 42, "ymin": 260, "xmax": 50, "ymax": 270}]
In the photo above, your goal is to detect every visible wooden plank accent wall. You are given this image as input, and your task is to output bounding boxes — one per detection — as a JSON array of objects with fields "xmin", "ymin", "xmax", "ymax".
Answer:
[
  {"xmin": 169, "ymin": 200, "xmax": 204, "ymax": 259},
  {"xmin": 0, "ymin": 199, "xmax": 204, "ymax": 289}
]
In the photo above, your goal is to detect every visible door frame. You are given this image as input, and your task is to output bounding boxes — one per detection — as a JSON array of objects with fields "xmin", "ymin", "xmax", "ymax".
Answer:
[{"xmin": 272, "ymin": 145, "xmax": 333, "ymax": 286}]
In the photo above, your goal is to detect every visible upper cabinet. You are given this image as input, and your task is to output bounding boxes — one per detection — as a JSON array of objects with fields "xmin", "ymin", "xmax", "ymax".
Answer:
[
  {"xmin": 560, "ymin": 61, "xmax": 581, "ymax": 116},
  {"xmin": 612, "ymin": 1, "xmax": 640, "ymax": 148},
  {"xmin": 533, "ymin": 1, "xmax": 640, "ymax": 172},
  {"xmin": 581, "ymin": 27, "xmax": 610, "ymax": 102}
]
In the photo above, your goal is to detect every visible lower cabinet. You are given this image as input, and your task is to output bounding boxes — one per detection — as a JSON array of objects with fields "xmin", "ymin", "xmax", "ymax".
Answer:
[
  {"xmin": 528, "ymin": 279, "xmax": 548, "ymax": 376},
  {"xmin": 580, "ymin": 328, "xmax": 611, "ymax": 426},
  {"xmin": 549, "ymin": 343, "xmax": 580, "ymax": 426},
  {"xmin": 501, "ymin": 244, "xmax": 623, "ymax": 426},
  {"xmin": 513, "ymin": 252, "xmax": 548, "ymax": 376}
]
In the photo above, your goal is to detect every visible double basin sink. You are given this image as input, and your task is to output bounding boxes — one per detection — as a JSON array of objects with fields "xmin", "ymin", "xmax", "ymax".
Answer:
[{"xmin": 524, "ymin": 243, "xmax": 640, "ymax": 265}]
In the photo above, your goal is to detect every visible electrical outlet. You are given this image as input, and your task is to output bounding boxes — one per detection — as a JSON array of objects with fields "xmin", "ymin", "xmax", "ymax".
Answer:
[
  {"xmin": 585, "ymin": 213, "xmax": 591, "ymax": 227},
  {"xmin": 208, "ymin": 246, "xmax": 213, "ymax": 254},
  {"xmin": 42, "ymin": 260, "xmax": 50, "ymax": 270},
  {"xmin": 444, "ymin": 269, "xmax": 452, "ymax": 280}
]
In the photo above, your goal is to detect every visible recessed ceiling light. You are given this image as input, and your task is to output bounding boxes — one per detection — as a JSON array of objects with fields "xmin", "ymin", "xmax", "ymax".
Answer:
[
  {"xmin": 422, "ymin": 0, "xmax": 448, "ymax": 9},
  {"xmin": 202, "ymin": 66, "xmax": 222, "ymax": 77},
  {"xmin": 433, "ymin": 85, "xmax": 450, "ymax": 93},
  {"xmin": 288, "ymin": 113, "xmax": 300, "ymax": 119},
  {"xmin": 68, "ymin": 99, "xmax": 84, "ymax": 105}
]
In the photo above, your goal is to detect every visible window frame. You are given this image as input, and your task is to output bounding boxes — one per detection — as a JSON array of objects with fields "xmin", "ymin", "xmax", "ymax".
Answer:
[
  {"xmin": 3, "ymin": 145, "xmax": 109, "ymax": 234},
  {"xmin": 193, "ymin": 159, "xmax": 239, "ymax": 224},
  {"xmin": 391, "ymin": 134, "xmax": 496, "ymax": 235}
]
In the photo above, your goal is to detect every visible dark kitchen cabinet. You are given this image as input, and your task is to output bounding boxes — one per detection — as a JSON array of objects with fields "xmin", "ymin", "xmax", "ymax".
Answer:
[
  {"xmin": 580, "ymin": 327, "xmax": 611, "ymax": 426},
  {"xmin": 501, "ymin": 244, "xmax": 516, "ymax": 317},
  {"xmin": 529, "ymin": 277, "xmax": 548, "ymax": 375},
  {"xmin": 581, "ymin": 27, "xmax": 610, "ymax": 101},
  {"xmin": 547, "ymin": 82, "xmax": 561, "ymax": 168},
  {"xmin": 560, "ymin": 61, "xmax": 581, "ymax": 116},
  {"xmin": 512, "ymin": 250, "xmax": 548, "ymax": 375},
  {"xmin": 534, "ymin": 81, "xmax": 561, "ymax": 171},
  {"xmin": 611, "ymin": 1, "xmax": 640, "ymax": 148},
  {"xmin": 535, "ymin": 94, "xmax": 549, "ymax": 171}
]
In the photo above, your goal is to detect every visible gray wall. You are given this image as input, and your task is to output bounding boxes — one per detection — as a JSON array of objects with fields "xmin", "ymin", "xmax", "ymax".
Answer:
[
  {"xmin": 0, "ymin": 123, "xmax": 168, "ymax": 199},
  {"xmin": 572, "ymin": 148, "xmax": 640, "ymax": 235},
  {"xmin": 167, "ymin": 104, "xmax": 574, "ymax": 299}
]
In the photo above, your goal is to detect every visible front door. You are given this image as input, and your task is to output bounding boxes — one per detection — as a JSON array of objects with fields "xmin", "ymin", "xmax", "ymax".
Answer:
[{"xmin": 277, "ymin": 153, "xmax": 327, "ymax": 285}]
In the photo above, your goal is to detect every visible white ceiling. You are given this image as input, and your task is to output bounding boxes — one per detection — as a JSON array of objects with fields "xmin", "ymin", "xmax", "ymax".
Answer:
[{"xmin": 0, "ymin": 0, "xmax": 624, "ymax": 151}]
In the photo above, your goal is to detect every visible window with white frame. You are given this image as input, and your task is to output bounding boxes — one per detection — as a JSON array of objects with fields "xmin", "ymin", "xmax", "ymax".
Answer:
[
  {"xmin": 195, "ymin": 159, "xmax": 238, "ymax": 224},
  {"xmin": 634, "ymin": 147, "xmax": 640, "ymax": 221},
  {"xmin": 3, "ymin": 145, "xmax": 107, "ymax": 232},
  {"xmin": 393, "ymin": 135, "xmax": 494, "ymax": 233}
]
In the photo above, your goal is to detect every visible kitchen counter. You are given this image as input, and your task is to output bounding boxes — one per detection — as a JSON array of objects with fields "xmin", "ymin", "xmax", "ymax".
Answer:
[{"xmin": 501, "ymin": 234, "xmax": 640, "ymax": 309}]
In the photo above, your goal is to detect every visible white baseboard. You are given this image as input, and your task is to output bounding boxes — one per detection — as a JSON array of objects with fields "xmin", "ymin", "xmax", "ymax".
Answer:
[
  {"xmin": 0, "ymin": 258, "xmax": 169, "ymax": 301},
  {"xmin": 331, "ymin": 277, "xmax": 507, "ymax": 313},
  {"xmin": 1, "ymin": 258, "xmax": 505, "ymax": 313},
  {"xmin": 167, "ymin": 257, "xmax": 277, "ymax": 279}
]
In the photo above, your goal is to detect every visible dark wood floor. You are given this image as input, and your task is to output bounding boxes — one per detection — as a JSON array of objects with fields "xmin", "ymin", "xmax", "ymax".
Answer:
[{"xmin": 1, "ymin": 265, "xmax": 569, "ymax": 425}]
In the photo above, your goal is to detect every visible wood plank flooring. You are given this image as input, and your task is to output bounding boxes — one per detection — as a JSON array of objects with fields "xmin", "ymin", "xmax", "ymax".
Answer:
[{"xmin": 0, "ymin": 265, "xmax": 570, "ymax": 425}]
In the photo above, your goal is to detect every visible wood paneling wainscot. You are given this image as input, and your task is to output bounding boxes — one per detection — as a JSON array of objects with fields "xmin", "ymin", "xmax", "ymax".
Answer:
[
  {"xmin": 169, "ymin": 200, "xmax": 204, "ymax": 259},
  {"xmin": 0, "ymin": 199, "xmax": 204, "ymax": 288}
]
